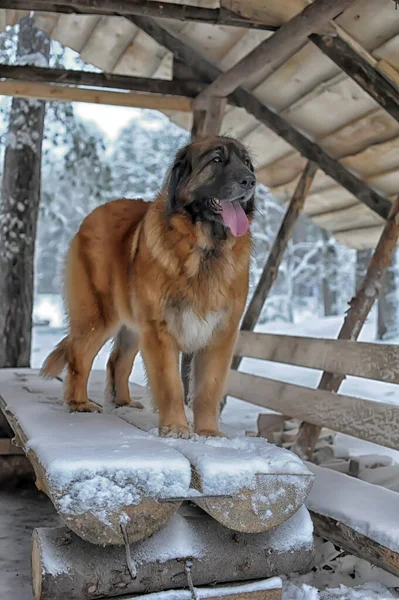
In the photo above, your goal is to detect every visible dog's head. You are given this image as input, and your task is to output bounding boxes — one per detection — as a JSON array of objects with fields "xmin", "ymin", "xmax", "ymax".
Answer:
[{"xmin": 167, "ymin": 136, "xmax": 256, "ymax": 238}]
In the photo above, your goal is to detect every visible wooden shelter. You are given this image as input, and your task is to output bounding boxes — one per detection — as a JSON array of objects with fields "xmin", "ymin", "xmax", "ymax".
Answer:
[
  {"xmin": 0, "ymin": 1, "xmax": 399, "ymax": 598},
  {"xmin": 0, "ymin": 0, "xmax": 398, "ymax": 248}
]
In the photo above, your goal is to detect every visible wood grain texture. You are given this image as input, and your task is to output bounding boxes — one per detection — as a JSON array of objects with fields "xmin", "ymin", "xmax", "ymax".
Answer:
[
  {"xmin": 32, "ymin": 515, "xmax": 309, "ymax": 600},
  {"xmin": 234, "ymin": 331, "xmax": 399, "ymax": 384},
  {"xmin": 0, "ymin": 0, "xmax": 279, "ymax": 30},
  {"xmin": 227, "ymin": 370, "xmax": 399, "ymax": 450},
  {"xmin": 293, "ymin": 193, "xmax": 399, "ymax": 457},
  {"xmin": 310, "ymin": 33, "xmax": 399, "ymax": 123},
  {"xmin": 0, "ymin": 63, "xmax": 207, "ymax": 96},
  {"xmin": 194, "ymin": 0, "xmax": 355, "ymax": 105},
  {"xmin": 310, "ymin": 511, "xmax": 399, "ymax": 577},
  {"xmin": 0, "ymin": 80, "xmax": 193, "ymax": 111}
]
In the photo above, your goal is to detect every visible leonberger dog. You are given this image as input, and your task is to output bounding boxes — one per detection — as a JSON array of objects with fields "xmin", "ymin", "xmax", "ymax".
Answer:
[{"xmin": 41, "ymin": 136, "xmax": 256, "ymax": 437}]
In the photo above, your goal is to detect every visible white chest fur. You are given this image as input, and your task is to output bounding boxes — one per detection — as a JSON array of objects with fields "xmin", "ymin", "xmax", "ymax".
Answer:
[{"xmin": 166, "ymin": 307, "xmax": 224, "ymax": 353}]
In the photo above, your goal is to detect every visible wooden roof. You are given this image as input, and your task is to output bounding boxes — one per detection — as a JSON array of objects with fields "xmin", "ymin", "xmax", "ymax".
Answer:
[{"xmin": 1, "ymin": 0, "xmax": 398, "ymax": 248}]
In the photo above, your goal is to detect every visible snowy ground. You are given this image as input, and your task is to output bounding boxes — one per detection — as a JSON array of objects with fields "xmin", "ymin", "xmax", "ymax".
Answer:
[{"xmin": 1, "ymin": 303, "xmax": 398, "ymax": 599}]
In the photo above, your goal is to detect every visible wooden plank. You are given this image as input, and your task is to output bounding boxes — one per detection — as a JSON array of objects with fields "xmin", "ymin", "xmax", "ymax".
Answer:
[
  {"xmin": 0, "ymin": 64, "xmax": 207, "ymax": 97},
  {"xmin": 226, "ymin": 370, "xmax": 399, "ymax": 451},
  {"xmin": 311, "ymin": 512, "xmax": 399, "ymax": 578},
  {"xmin": 0, "ymin": 79, "xmax": 193, "ymax": 111},
  {"xmin": 234, "ymin": 331, "xmax": 399, "ymax": 384},
  {"xmin": 0, "ymin": 0, "xmax": 279, "ymax": 31},
  {"xmin": 0, "ymin": 369, "xmax": 186, "ymax": 545},
  {"xmin": 130, "ymin": 16, "xmax": 392, "ymax": 221},
  {"xmin": 293, "ymin": 193, "xmax": 399, "ymax": 458},
  {"xmin": 193, "ymin": 0, "xmax": 355, "ymax": 107},
  {"xmin": 32, "ymin": 510, "xmax": 312, "ymax": 599},
  {"xmin": 310, "ymin": 33, "xmax": 399, "ymax": 123},
  {"xmin": 307, "ymin": 464, "xmax": 399, "ymax": 576},
  {"xmin": 232, "ymin": 161, "xmax": 317, "ymax": 372},
  {"xmin": 259, "ymin": 109, "xmax": 399, "ymax": 190}
]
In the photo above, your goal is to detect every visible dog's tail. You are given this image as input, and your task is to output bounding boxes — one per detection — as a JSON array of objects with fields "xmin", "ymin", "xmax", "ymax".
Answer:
[{"xmin": 40, "ymin": 337, "xmax": 68, "ymax": 379}]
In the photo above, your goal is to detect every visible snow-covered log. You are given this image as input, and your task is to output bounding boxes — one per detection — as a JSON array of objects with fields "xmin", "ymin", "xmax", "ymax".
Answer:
[
  {"xmin": 32, "ymin": 505, "xmax": 313, "ymax": 600},
  {"xmin": 112, "ymin": 389, "xmax": 314, "ymax": 533},
  {"xmin": 0, "ymin": 369, "xmax": 314, "ymax": 544},
  {"xmin": 307, "ymin": 464, "xmax": 399, "ymax": 577}
]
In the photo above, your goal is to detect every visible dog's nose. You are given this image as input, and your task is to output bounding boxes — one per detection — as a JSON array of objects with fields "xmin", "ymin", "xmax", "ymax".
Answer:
[{"xmin": 240, "ymin": 175, "xmax": 256, "ymax": 190}]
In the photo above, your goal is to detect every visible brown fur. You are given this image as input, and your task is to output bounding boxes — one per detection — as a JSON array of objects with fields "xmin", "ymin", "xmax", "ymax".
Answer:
[{"xmin": 41, "ymin": 136, "xmax": 255, "ymax": 437}]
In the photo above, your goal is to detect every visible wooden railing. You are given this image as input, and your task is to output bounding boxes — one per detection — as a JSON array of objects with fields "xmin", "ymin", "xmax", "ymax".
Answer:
[{"xmin": 227, "ymin": 331, "xmax": 399, "ymax": 451}]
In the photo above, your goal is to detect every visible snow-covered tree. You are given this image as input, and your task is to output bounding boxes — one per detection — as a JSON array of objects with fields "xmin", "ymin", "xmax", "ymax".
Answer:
[
  {"xmin": 0, "ymin": 17, "xmax": 50, "ymax": 367},
  {"xmin": 110, "ymin": 111, "xmax": 188, "ymax": 200}
]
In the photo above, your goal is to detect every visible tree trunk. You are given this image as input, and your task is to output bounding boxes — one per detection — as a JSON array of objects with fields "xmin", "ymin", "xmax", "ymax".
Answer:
[
  {"xmin": 377, "ymin": 251, "xmax": 398, "ymax": 340},
  {"xmin": 0, "ymin": 17, "xmax": 50, "ymax": 368},
  {"xmin": 321, "ymin": 230, "xmax": 337, "ymax": 316}
]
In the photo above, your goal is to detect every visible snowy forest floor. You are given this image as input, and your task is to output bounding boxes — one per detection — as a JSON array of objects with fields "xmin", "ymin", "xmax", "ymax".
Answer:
[{"xmin": 2, "ymin": 310, "xmax": 399, "ymax": 599}]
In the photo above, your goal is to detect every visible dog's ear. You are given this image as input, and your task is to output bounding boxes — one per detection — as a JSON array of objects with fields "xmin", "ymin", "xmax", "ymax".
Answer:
[{"xmin": 168, "ymin": 149, "xmax": 191, "ymax": 210}]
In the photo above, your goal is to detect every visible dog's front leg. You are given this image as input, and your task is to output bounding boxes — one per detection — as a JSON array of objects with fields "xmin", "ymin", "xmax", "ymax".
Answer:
[
  {"xmin": 192, "ymin": 327, "xmax": 238, "ymax": 437},
  {"xmin": 140, "ymin": 322, "xmax": 189, "ymax": 438}
]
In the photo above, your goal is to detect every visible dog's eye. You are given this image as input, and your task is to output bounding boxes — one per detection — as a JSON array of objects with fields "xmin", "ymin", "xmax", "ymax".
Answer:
[
  {"xmin": 245, "ymin": 158, "xmax": 251, "ymax": 167},
  {"xmin": 213, "ymin": 156, "xmax": 222, "ymax": 163}
]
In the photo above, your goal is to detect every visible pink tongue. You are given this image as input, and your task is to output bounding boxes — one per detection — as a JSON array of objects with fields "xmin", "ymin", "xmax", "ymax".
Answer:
[{"xmin": 220, "ymin": 200, "xmax": 249, "ymax": 237}]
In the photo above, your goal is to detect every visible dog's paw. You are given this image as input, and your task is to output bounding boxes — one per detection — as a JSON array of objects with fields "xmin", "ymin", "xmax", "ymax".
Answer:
[
  {"xmin": 114, "ymin": 397, "xmax": 144, "ymax": 409},
  {"xmin": 195, "ymin": 429, "xmax": 227, "ymax": 438},
  {"xmin": 131, "ymin": 401, "xmax": 144, "ymax": 409},
  {"xmin": 159, "ymin": 424, "xmax": 190, "ymax": 439},
  {"xmin": 69, "ymin": 401, "xmax": 101, "ymax": 413}
]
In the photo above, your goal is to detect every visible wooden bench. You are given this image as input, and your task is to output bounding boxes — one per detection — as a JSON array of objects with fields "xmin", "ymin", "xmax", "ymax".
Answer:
[
  {"xmin": 0, "ymin": 368, "xmax": 316, "ymax": 600},
  {"xmin": 227, "ymin": 330, "xmax": 399, "ymax": 576},
  {"xmin": 0, "ymin": 369, "xmax": 314, "ymax": 541}
]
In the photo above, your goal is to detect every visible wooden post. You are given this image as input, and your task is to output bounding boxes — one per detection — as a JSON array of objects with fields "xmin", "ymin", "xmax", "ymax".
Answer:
[
  {"xmin": 202, "ymin": 97, "xmax": 227, "ymax": 137},
  {"xmin": 293, "ymin": 193, "xmax": 399, "ymax": 460},
  {"xmin": 231, "ymin": 161, "xmax": 318, "ymax": 371}
]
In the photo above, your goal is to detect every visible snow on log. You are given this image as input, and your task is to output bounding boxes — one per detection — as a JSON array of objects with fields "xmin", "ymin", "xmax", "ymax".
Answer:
[
  {"xmin": 32, "ymin": 505, "xmax": 313, "ymax": 600},
  {"xmin": 0, "ymin": 369, "xmax": 313, "ymax": 543},
  {"xmin": 0, "ymin": 370, "xmax": 186, "ymax": 545},
  {"xmin": 307, "ymin": 463, "xmax": 399, "ymax": 576},
  {"xmin": 112, "ymin": 392, "xmax": 314, "ymax": 533},
  {"xmin": 130, "ymin": 578, "xmax": 282, "ymax": 600}
]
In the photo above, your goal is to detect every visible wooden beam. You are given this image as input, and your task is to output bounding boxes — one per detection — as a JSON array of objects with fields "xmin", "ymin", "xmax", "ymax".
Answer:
[
  {"xmin": 0, "ymin": 0, "xmax": 279, "ymax": 31},
  {"xmin": 32, "ymin": 524, "xmax": 295, "ymax": 600},
  {"xmin": 310, "ymin": 33, "xmax": 399, "ymax": 123},
  {"xmin": 234, "ymin": 331, "xmax": 399, "ymax": 384},
  {"xmin": 0, "ymin": 63, "xmax": 207, "ymax": 97},
  {"xmin": 0, "ymin": 79, "xmax": 193, "ymax": 111},
  {"xmin": 293, "ymin": 193, "xmax": 399, "ymax": 459},
  {"xmin": 310, "ymin": 512, "xmax": 399, "ymax": 578},
  {"xmin": 129, "ymin": 16, "xmax": 392, "ymax": 221},
  {"xmin": 227, "ymin": 370, "xmax": 399, "ymax": 451},
  {"xmin": 232, "ymin": 161, "xmax": 317, "ymax": 371},
  {"xmin": 193, "ymin": 0, "xmax": 355, "ymax": 108}
]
